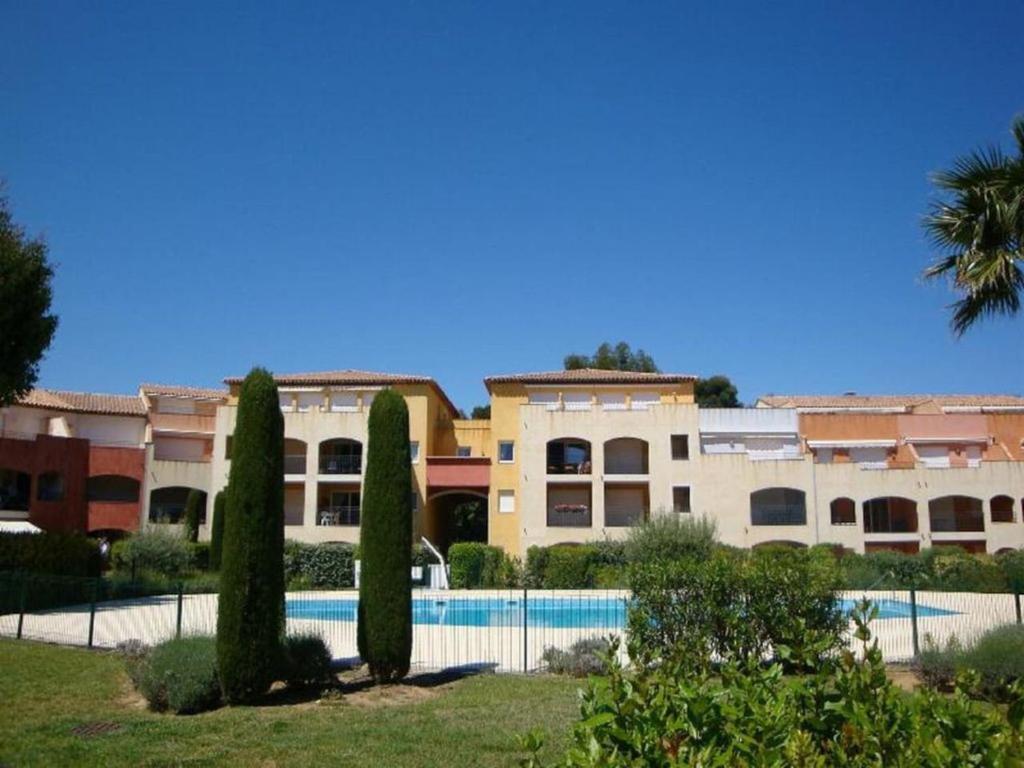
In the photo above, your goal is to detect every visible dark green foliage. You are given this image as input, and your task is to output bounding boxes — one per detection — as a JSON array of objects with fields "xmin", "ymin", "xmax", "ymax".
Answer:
[
  {"xmin": 189, "ymin": 542, "xmax": 210, "ymax": 571},
  {"xmin": 209, "ymin": 490, "xmax": 226, "ymax": 570},
  {"xmin": 216, "ymin": 367, "xmax": 286, "ymax": 704},
  {"xmin": 0, "ymin": 195, "xmax": 59, "ymax": 407},
  {"xmin": 918, "ymin": 625, "xmax": 1024, "ymax": 700},
  {"xmin": 694, "ymin": 374, "xmax": 741, "ymax": 407},
  {"xmin": 109, "ymin": 529, "xmax": 194, "ymax": 577},
  {"xmin": 627, "ymin": 546, "xmax": 844, "ymax": 668},
  {"xmin": 836, "ymin": 547, "xmax": 1018, "ymax": 592},
  {"xmin": 624, "ymin": 515, "xmax": 717, "ymax": 564},
  {"xmin": 182, "ymin": 489, "xmax": 204, "ymax": 543},
  {"xmin": 284, "ymin": 541, "xmax": 356, "ymax": 588},
  {"xmin": 134, "ymin": 636, "xmax": 222, "ymax": 714},
  {"xmin": 541, "ymin": 637, "xmax": 610, "ymax": 677},
  {"xmin": 448, "ymin": 542, "xmax": 511, "ymax": 588},
  {"xmin": 0, "ymin": 531, "xmax": 100, "ymax": 577},
  {"xmin": 524, "ymin": 604, "xmax": 1024, "ymax": 766},
  {"xmin": 357, "ymin": 388, "xmax": 413, "ymax": 683},
  {"xmin": 281, "ymin": 634, "xmax": 334, "ymax": 688},
  {"xmin": 563, "ymin": 341, "xmax": 658, "ymax": 372},
  {"xmin": 999, "ymin": 549, "xmax": 1024, "ymax": 592},
  {"xmin": 450, "ymin": 499, "xmax": 487, "ymax": 544},
  {"xmin": 544, "ymin": 546, "xmax": 596, "ymax": 589},
  {"xmin": 469, "ymin": 404, "xmax": 491, "ymax": 419}
]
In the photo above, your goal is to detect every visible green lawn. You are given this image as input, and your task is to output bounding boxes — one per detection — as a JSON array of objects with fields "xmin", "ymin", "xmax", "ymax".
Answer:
[{"xmin": 0, "ymin": 639, "xmax": 582, "ymax": 767}]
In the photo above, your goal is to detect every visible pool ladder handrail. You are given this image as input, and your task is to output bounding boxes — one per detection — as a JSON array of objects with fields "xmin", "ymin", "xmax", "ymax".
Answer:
[{"xmin": 421, "ymin": 536, "xmax": 449, "ymax": 590}]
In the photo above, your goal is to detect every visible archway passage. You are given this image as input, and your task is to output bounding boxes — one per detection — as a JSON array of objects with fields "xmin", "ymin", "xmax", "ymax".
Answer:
[
  {"xmin": 428, "ymin": 491, "xmax": 489, "ymax": 554},
  {"xmin": 149, "ymin": 486, "xmax": 208, "ymax": 524}
]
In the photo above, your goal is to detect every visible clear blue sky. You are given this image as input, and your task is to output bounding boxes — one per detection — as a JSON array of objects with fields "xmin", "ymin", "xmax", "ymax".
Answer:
[{"xmin": 2, "ymin": 1, "xmax": 1022, "ymax": 411}]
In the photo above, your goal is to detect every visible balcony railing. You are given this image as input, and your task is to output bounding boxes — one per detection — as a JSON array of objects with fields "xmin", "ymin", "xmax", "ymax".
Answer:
[
  {"xmin": 547, "ymin": 505, "xmax": 592, "ymax": 527},
  {"xmin": 547, "ymin": 461, "xmax": 592, "ymax": 475},
  {"xmin": 317, "ymin": 506, "xmax": 360, "ymax": 526},
  {"xmin": 319, "ymin": 455, "xmax": 362, "ymax": 475},
  {"xmin": 605, "ymin": 508, "xmax": 647, "ymax": 527},
  {"xmin": 284, "ymin": 455, "xmax": 306, "ymax": 474}
]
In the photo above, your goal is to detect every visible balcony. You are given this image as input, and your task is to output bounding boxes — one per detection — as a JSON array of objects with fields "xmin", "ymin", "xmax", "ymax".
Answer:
[
  {"xmin": 284, "ymin": 454, "xmax": 307, "ymax": 474},
  {"xmin": 546, "ymin": 439, "xmax": 592, "ymax": 475},
  {"xmin": 317, "ymin": 505, "xmax": 360, "ymax": 526},
  {"xmin": 149, "ymin": 412, "xmax": 216, "ymax": 436},
  {"xmin": 319, "ymin": 438, "xmax": 362, "ymax": 475},
  {"xmin": 547, "ymin": 484, "xmax": 592, "ymax": 527},
  {"xmin": 426, "ymin": 456, "xmax": 490, "ymax": 493}
]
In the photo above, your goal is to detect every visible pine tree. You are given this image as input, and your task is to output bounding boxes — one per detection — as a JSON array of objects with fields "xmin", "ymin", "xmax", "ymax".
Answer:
[
  {"xmin": 216, "ymin": 368, "xmax": 285, "ymax": 703},
  {"xmin": 357, "ymin": 388, "xmax": 413, "ymax": 682}
]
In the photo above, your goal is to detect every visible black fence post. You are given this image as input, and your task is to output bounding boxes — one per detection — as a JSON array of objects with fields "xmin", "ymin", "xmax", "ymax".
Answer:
[
  {"xmin": 1016, "ymin": 591, "xmax": 1022, "ymax": 625},
  {"xmin": 16, "ymin": 573, "xmax": 27, "ymax": 640},
  {"xmin": 522, "ymin": 586, "xmax": 528, "ymax": 674},
  {"xmin": 176, "ymin": 582, "xmax": 184, "ymax": 640},
  {"xmin": 87, "ymin": 578, "xmax": 98, "ymax": 648},
  {"xmin": 909, "ymin": 588, "xmax": 920, "ymax": 658}
]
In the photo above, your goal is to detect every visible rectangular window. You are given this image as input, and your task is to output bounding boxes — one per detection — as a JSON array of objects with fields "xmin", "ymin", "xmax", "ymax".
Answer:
[
  {"xmin": 329, "ymin": 391, "xmax": 358, "ymax": 412},
  {"xmin": 456, "ymin": 446, "xmax": 471, "ymax": 457},
  {"xmin": 410, "ymin": 441, "xmax": 420, "ymax": 464},
  {"xmin": 279, "ymin": 393, "xmax": 295, "ymax": 412},
  {"xmin": 498, "ymin": 490, "xmax": 515, "ymax": 514},
  {"xmin": 673, "ymin": 486, "xmax": 691, "ymax": 513},
  {"xmin": 671, "ymin": 435, "xmax": 689, "ymax": 460},
  {"xmin": 498, "ymin": 441, "xmax": 515, "ymax": 463}
]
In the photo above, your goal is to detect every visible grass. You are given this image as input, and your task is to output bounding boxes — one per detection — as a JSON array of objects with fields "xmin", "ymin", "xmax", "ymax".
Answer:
[{"xmin": 0, "ymin": 639, "xmax": 582, "ymax": 767}]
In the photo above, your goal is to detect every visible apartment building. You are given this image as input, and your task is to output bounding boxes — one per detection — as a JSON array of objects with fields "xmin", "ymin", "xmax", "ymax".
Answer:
[{"xmin": 3, "ymin": 369, "xmax": 1023, "ymax": 558}]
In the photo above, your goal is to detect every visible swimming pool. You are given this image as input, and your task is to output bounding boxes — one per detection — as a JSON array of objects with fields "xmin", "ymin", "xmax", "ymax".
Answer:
[{"xmin": 286, "ymin": 595, "xmax": 955, "ymax": 629}]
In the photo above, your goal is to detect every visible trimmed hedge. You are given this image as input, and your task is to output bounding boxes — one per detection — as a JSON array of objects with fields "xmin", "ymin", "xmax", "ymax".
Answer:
[
  {"xmin": 281, "ymin": 633, "xmax": 333, "ymax": 687},
  {"xmin": 284, "ymin": 540, "xmax": 356, "ymax": 588},
  {"xmin": 132, "ymin": 636, "xmax": 222, "ymax": 714},
  {"xmin": 836, "ymin": 546, "xmax": 1024, "ymax": 593},
  {"xmin": 110, "ymin": 529, "xmax": 194, "ymax": 577},
  {"xmin": 448, "ymin": 542, "xmax": 509, "ymax": 588},
  {"xmin": 0, "ymin": 531, "xmax": 100, "ymax": 577}
]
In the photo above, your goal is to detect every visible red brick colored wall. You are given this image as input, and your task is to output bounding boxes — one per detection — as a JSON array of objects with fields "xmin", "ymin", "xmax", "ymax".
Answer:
[
  {"xmin": 87, "ymin": 445, "xmax": 145, "ymax": 533},
  {"xmin": 0, "ymin": 434, "xmax": 90, "ymax": 533}
]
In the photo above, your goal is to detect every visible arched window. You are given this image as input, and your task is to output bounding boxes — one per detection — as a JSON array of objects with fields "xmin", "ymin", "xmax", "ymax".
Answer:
[
  {"xmin": 752, "ymin": 540, "xmax": 807, "ymax": 550},
  {"xmin": 149, "ymin": 486, "xmax": 207, "ymax": 524},
  {"xmin": 750, "ymin": 488, "xmax": 806, "ymax": 526},
  {"xmin": 603, "ymin": 438, "xmax": 649, "ymax": 475},
  {"xmin": 546, "ymin": 438, "xmax": 591, "ymax": 474},
  {"xmin": 929, "ymin": 495, "xmax": 984, "ymax": 533},
  {"xmin": 863, "ymin": 497, "xmax": 917, "ymax": 533},
  {"xmin": 0, "ymin": 469, "xmax": 31, "ymax": 511},
  {"xmin": 830, "ymin": 497, "xmax": 856, "ymax": 525},
  {"xmin": 318, "ymin": 438, "xmax": 362, "ymax": 475},
  {"xmin": 284, "ymin": 438, "xmax": 307, "ymax": 474},
  {"xmin": 991, "ymin": 495, "xmax": 1015, "ymax": 524},
  {"xmin": 86, "ymin": 475, "xmax": 140, "ymax": 503},
  {"xmin": 37, "ymin": 472, "xmax": 64, "ymax": 502}
]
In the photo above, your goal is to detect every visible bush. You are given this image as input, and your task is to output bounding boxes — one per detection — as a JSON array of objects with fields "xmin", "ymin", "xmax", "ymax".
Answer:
[
  {"xmin": 449, "ymin": 542, "xmax": 509, "ymax": 588},
  {"xmin": 134, "ymin": 636, "xmax": 222, "ymax": 714},
  {"xmin": 357, "ymin": 388, "xmax": 413, "ymax": 683},
  {"xmin": 209, "ymin": 490, "xmax": 226, "ymax": 570},
  {"xmin": 216, "ymin": 367, "xmax": 286, "ymax": 704},
  {"xmin": 542, "ymin": 637, "xmax": 610, "ymax": 677},
  {"xmin": 284, "ymin": 541, "xmax": 356, "ymax": 588},
  {"xmin": 525, "ymin": 546, "xmax": 549, "ymax": 588},
  {"xmin": 281, "ymin": 633, "xmax": 333, "ymax": 688},
  {"xmin": 544, "ymin": 546, "xmax": 596, "ymax": 589},
  {"xmin": 190, "ymin": 542, "xmax": 211, "ymax": 572},
  {"xmin": 0, "ymin": 531, "xmax": 100, "ymax": 577},
  {"xmin": 919, "ymin": 625, "xmax": 1024, "ymax": 700},
  {"xmin": 624, "ymin": 514, "xmax": 717, "ymax": 564},
  {"xmin": 182, "ymin": 488, "xmax": 204, "ymax": 544},
  {"xmin": 916, "ymin": 633, "xmax": 965, "ymax": 691},
  {"xmin": 109, "ymin": 529, "xmax": 195, "ymax": 577}
]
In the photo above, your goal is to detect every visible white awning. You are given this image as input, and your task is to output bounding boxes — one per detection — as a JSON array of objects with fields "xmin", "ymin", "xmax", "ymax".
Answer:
[
  {"xmin": 806, "ymin": 439, "xmax": 897, "ymax": 449},
  {"xmin": 0, "ymin": 520, "xmax": 43, "ymax": 534}
]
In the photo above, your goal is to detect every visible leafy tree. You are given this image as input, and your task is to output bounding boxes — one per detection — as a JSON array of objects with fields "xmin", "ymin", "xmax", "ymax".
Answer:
[
  {"xmin": 0, "ymin": 195, "xmax": 59, "ymax": 407},
  {"xmin": 357, "ymin": 388, "xmax": 413, "ymax": 682},
  {"xmin": 563, "ymin": 341, "xmax": 658, "ymax": 372},
  {"xmin": 470, "ymin": 404, "xmax": 491, "ymax": 419},
  {"xmin": 924, "ymin": 116, "xmax": 1024, "ymax": 334},
  {"xmin": 216, "ymin": 367, "xmax": 285, "ymax": 703},
  {"xmin": 695, "ymin": 375, "xmax": 741, "ymax": 407},
  {"xmin": 182, "ymin": 489, "xmax": 204, "ymax": 543},
  {"xmin": 209, "ymin": 490, "xmax": 226, "ymax": 570}
]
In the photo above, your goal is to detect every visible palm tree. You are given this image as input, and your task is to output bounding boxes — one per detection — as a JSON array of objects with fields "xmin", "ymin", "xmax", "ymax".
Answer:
[{"xmin": 923, "ymin": 116, "xmax": 1024, "ymax": 335}]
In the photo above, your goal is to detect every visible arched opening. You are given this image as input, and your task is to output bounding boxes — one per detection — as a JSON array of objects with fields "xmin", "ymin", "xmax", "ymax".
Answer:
[
  {"xmin": 0, "ymin": 469, "xmax": 31, "ymax": 511},
  {"xmin": 752, "ymin": 540, "xmax": 807, "ymax": 550},
  {"xmin": 149, "ymin": 486, "xmax": 207, "ymax": 524},
  {"xmin": 750, "ymin": 488, "xmax": 806, "ymax": 526},
  {"xmin": 603, "ymin": 438, "xmax": 649, "ymax": 475},
  {"xmin": 863, "ymin": 497, "xmax": 918, "ymax": 533},
  {"xmin": 929, "ymin": 495, "xmax": 984, "ymax": 533},
  {"xmin": 284, "ymin": 438, "xmax": 307, "ymax": 474},
  {"xmin": 996, "ymin": 547, "xmax": 1018, "ymax": 555},
  {"xmin": 318, "ymin": 438, "xmax": 362, "ymax": 475},
  {"xmin": 87, "ymin": 475, "xmax": 140, "ymax": 503},
  {"xmin": 830, "ymin": 497, "xmax": 856, "ymax": 525},
  {"xmin": 546, "ymin": 438, "xmax": 592, "ymax": 475},
  {"xmin": 991, "ymin": 495, "xmax": 1015, "ymax": 524},
  {"xmin": 428, "ymin": 490, "xmax": 489, "ymax": 554},
  {"xmin": 37, "ymin": 471, "xmax": 64, "ymax": 502}
]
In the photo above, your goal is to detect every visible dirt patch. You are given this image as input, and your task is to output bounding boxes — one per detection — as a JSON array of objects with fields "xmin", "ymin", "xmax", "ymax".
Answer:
[
  {"xmin": 886, "ymin": 664, "xmax": 921, "ymax": 692},
  {"xmin": 117, "ymin": 673, "xmax": 149, "ymax": 710},
  {"xmin": 324, "ymin": 665, "xmax": 477, "ymax": 708}
]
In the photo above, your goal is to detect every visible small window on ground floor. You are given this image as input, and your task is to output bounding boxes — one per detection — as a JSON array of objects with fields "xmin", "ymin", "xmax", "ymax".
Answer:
[
  {"xmin": 672, "ymin": 486, "xmax": 691, "ymax": 513},
  {"xmin": 498, "ymin": 490, "xmax": 515, "ymax": 514}
]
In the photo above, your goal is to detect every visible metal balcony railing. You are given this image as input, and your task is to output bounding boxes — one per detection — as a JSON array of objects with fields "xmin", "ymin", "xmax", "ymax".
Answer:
[
  {"xmin": 318, "ymin": 455, "xmax": 362, "ymax": 475},
  {"xmin": 284, "ymin": 455, "xmax": 306, "ymax": 474},
  {"xmin": 317, "ymin": 506, "xmax": 360, "ymax": 526},
  {"xmin": 546, "ymin": 506, "xmax": 592, "ymax": 527}
]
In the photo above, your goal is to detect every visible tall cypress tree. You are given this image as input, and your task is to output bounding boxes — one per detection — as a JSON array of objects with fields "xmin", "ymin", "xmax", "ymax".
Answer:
[
  {"xmin": 357, "ymin": 388, "xmax": 412, "ymax": 682},
  {"xmin": 216, "ymin": 368, "xmax": 285, "ymax": 703},
  {"xmin": 182, "ymin": 488, "xmax": 203, "ymax": 543},
  {"xmin": 209, "ymin": 490, "xmax": 227, "ymax": 570}
]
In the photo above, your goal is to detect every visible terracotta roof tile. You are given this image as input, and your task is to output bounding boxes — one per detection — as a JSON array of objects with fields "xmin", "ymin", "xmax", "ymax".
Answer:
[
  {"xmin": 140, "ymin": 383, "xmax": 228, "ymax": 401},
  {"xmin": 485, "ymin": 368, "xmax": 697, "ymax": 389},
  {"xmin": 758, "ymin": 394, "xmax": 1024, "ymax": 411},
  {"xmin": 17, "ymin": 389, "xmax": 147, "ymax": 417}
]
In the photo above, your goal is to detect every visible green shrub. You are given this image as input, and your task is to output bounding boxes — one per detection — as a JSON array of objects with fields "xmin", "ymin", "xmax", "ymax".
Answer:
[
  {"xmin": 182, "ymin": 488, "xmax": 204, "ymax": 544},
  {"xmin": 920, "ymin": 625, "xmax": 1024, "ymax": 700},
  {"xmin": 999, "ymin": 549, "xmax": 1024, "ymax": 592},
  {"xmin": 209, "ymin": 490, "xmax": 226, "ymax": 570},
  {"xmin": 525, "ymin": 546, "xmax": 549, "ymax": 588},
  {"xmin": 135, "ymin": 636, "xmax": 222, "ymax": 714},
  {"xmin": 284, "ymin": 541, "xmax": 355, "ymax": 588},
  {"xmin": 0, "ymin": 531, "xmax": 100, "ymax": 577},
  {"xmin": 925, "ymin": 548, "xmax": 1008, "ymax": 592},
  {"xmin": 110, "ymin": 529, "xmax": 194, "ymax": 577},
  {"xmin": 543, "ymin": 546, "xmax": 596, "ymax": 589},
  {"xmin": 449, "ymin": 542, "xmax": 508, "ymax": 588},
  {"xmin": 189, "ymin": 541, "xmax": 211, "ymax": 572},
  {"xmin": 524, "ymin": 603, "xmax": 1024, "ymax": 766},
  {"xmin": 916, "ymin": 633, "xmax": 965, "ymax": 691},
  {"xmin": 541, "ymin": 637, "xmax": 610, "ymax": 677},
  {"xmin": 216, "ymin": 367, "xmax": 286, "ymax": 704},
  {"xmin": 357, "ymin": 388, "xmax": 413, "ymax": 683},
  {"xmin": 624, "ymin": 514, "xmax": 717, "ymax": 564},
  {"xmin": 281, "ymin": 633, "xmax": 333, "ymax": 688},
  {"xmin": 101, "ymin": 571, "xmax": 219, "ymax": 599}
]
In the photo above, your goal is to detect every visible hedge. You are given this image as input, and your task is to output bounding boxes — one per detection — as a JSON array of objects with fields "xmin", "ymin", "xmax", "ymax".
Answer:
[
  {"xmin": 0, "ymin": 531, "xmax": 100, "ymax": 578},
  {"xmin": 284, "ymin": 541, "xmax": 356, "ymax": 588},
  {"xmin": 449, "ymin": 542, "xmax": 508, "ymax": 588}
]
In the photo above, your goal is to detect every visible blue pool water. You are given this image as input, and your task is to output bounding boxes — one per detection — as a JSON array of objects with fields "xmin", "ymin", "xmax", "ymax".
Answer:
[{"xmin": 285, "ymin": 595, "xmax": 955, "ymax": 629}]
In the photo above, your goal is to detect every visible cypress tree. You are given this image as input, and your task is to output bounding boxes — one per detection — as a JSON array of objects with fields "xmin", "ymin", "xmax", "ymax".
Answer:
[
  {"xmin": 182, "ymin": 488, "xmax": 203, "ymax": 543},
  {"xmin": 357, "ymin": 388, "xmax": 412, "ymax": 682},
  {"xmin": 216, "ymin": 367, "xmax": 285, "ymax": 703},
  {"xmin": 209, "ymin": 490, "xmax": 227, "ymax": 570}
]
